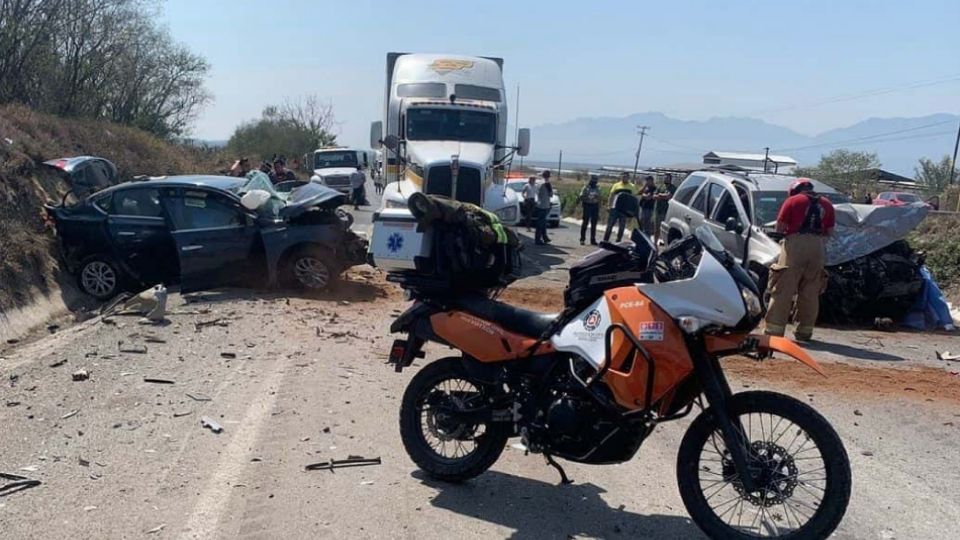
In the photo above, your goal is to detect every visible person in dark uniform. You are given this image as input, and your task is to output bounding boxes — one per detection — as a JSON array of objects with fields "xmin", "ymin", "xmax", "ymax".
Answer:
[{"xmin": 578, "ymin": 174, "xmax": 602, "ymax": 245}]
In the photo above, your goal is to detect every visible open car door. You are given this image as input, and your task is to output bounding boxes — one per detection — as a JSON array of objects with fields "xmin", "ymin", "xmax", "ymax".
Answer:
[{"xmin": 165, "ymin": 188, "xmax": 261, "ymax": 293}]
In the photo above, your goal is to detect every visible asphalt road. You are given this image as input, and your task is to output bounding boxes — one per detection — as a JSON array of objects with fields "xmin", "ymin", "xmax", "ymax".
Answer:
[
  {"xmin": 2, "ymin": 180, "xmax": 960, "ymax": 539},
  {"xmin": 2, "ymin": 274, "xmax": 959, "ymax": 539}
]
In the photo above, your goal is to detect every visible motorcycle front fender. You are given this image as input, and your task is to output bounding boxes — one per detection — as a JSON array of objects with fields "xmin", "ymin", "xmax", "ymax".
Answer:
[
  {"xmin": 757, "ymin": 335, "xmax": 826, "ymax": 377},
  {"xmin": 704, "ymin": 333, "xmax": 826, "ymax": 377}
]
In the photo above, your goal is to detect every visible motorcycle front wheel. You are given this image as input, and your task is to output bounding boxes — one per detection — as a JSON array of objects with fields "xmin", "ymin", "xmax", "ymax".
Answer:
[
  {"xmin": 677, "ymin": 391, "xmax": 851, "ymax": 539},
  {"xmin": 399, "ymin": 357, "xmax": 510, "ymax": 482}
]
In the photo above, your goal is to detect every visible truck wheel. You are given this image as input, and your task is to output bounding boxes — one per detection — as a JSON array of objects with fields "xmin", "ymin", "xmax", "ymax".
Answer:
[
  {"xmin": 78, "ymin": 256, "xmax": 121, "ymax": 300},
  {"xmin": 282, "ymin": 247, "xmax": 336, "ymax": 290}
]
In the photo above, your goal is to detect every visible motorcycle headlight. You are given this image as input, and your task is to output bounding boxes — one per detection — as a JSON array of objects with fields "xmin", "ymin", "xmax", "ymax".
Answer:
[
  {"xmin": 740, "ymin": 287, "xmax": 763, "ymax": 318},
  {"xmin": 495, "ymin": 206, "xmax": 518, "ymax": 222},
  {"xmin": 384, "ymin": 199, "xmax": 407, "ymax": 209}
]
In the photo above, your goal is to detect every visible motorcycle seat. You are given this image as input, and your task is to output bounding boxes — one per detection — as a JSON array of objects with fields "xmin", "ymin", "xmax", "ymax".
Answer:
[{"xmin": 452, "ymin": 293, "xmax": 558, "ymax": 338}]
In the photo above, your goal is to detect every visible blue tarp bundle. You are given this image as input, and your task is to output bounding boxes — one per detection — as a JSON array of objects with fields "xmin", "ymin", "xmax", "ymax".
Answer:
[{"xmin": 902, "ymin": 266, "xmax": 956, "ymax": 331}]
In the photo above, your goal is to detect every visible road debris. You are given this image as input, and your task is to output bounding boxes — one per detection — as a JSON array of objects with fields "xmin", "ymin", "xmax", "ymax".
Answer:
[
  {"xmin": 117, "ymin": 341, "xmax": 147, "ymax": 354},
  {"xmin": 61, "ymin": 409, "xmax": 80, "ymax": 420},
  {"xmin": 145, "ymin": 524, "xmax": 166, "ymax": 534},
  {"xmin": 186, "ymin": 393, "xmax": 212, "ymax": 402},
  {"xmin": 936, "ymin": 351, "xmax": 960, "ymax": 362},
  {"xmin": 220, "ymin": 352, "xmax": 237, "ymax": 359},
  {"xmin": 0, "ymin": 473, "xmax": 41, "ymax": 498},
  {"xmin": 172, "ymin": 410, "xmax": 192, "ymax": 418},
  {"xmin": 195, "ymin": 318, "xmax": 228, "ymax": 331},
  {"xmin": 72, "ymin": 369, "xmax": 89, "ymax": 381},
  {"xmin": 78, "ymin": 456, "xmax": 89, "ymax": 467},
  {"xmin": 143, "ymin": 378, "xmax": 175, "ymax": 385},
  {"xmin": 200, "ymin": 416, "xmax": 223, "ymax": 434},
  {"xmin": 5, "ymin": 401, "xmax": 20, "ymax": 407},
  {"xmin": 305, "ymin": 456, "xmax": 382, "ymax": 472},
  {"xmin": 48, "ymin": 359, "xmax": 67, "ymax": 368}
]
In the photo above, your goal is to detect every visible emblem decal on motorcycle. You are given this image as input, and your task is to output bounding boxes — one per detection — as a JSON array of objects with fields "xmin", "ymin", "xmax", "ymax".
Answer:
[
  {"xmin": 638, "ymin": 321, "xmax": 665, "ymax": 341},
  {"xmin": 583, "ymin": 310, "xmax": 602, "ymax": 331},
  {"xmin": 387, "ymin": 232, "xmax": 404, "ymax": 254}
]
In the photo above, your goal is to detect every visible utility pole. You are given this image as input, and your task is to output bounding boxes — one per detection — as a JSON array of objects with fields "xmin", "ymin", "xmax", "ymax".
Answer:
[
  {"xmin": 557, "ymin": 150, "xmax": 563, "ymax": 181},
  {"xmin": 632, "ymin": 126, "xmax": 649, "ymax": 179},
  {"xmin": 763, "ymin": 147, "xmax": 771, "ymax": 173},
  {"xmin": 950, "ymin": 120, "xmax": 959, "ymax": 185}
]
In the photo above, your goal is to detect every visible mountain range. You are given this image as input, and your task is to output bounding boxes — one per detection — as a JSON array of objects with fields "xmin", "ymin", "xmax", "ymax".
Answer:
[{"xmin": 526, "ymin": 112, "xmax": 959, "ymax": 176}]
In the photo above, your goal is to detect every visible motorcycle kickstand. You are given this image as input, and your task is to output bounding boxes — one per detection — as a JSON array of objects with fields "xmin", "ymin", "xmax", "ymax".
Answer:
[{"xmin": 544, "ymin": 454, "xmax": 573, "ymax": 485}]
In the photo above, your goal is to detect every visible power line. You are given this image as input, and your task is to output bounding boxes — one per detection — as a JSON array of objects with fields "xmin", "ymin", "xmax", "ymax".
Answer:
[
  {"xmin": 644, "ymin": 134, "xmax": 707, "ymax": 154},
  {"xmin": 773, "ymin": 120, "xmax": 955, "ymax": 152},
  {"xmin": 749, "ymin": 74, "xmax": 960, "ymax": 115}
]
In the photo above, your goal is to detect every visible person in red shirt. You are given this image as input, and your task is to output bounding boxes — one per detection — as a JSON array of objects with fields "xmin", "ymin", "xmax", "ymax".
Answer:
[{"xmin": 764, "ymin": 178, "xmax": 835, "ymax": 341}]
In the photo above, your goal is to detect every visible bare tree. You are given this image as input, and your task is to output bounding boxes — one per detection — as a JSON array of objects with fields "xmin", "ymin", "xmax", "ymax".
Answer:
[
  {"xmin": 278, "ymin": 95, "xmax": 339, "ymax": 147},
  {"xmin": 0, "ymin": 0, "xmax": 210, "ymax": 137}
]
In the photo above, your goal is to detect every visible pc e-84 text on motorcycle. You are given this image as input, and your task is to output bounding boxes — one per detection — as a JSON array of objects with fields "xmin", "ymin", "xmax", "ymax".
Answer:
[{"xmin": 384, "ymin": 224, "xmax": 851, "ymax": 540}]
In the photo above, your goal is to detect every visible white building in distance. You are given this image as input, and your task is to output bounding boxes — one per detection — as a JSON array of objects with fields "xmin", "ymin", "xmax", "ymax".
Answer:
[{"xmin": 703, "ymin": 151, "xmax": 798, "ymax": 173}]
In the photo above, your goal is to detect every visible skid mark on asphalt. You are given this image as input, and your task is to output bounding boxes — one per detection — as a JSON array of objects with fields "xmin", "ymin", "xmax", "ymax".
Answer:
[{"xmin": 179, "ymin": 358, "xmax": 287, "ymax": 539}]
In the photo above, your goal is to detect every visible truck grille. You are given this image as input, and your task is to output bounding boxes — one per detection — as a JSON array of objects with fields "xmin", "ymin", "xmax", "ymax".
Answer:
[
  {"xmin": 425, "ymin": 166, "xmax": 481, "ymax": 205},
  {"xmin": 324, "ymin": 174, "xmax": 350, "ymax": 187}
]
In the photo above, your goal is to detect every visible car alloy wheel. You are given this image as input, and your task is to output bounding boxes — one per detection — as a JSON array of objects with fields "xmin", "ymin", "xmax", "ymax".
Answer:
[
  {"xmin": 293, "ymin": 256, "xmax": 330, "ymax": 289},
  {"xmin": 81, "ymin": 260, "xmax": 117, "ymax": 298}
]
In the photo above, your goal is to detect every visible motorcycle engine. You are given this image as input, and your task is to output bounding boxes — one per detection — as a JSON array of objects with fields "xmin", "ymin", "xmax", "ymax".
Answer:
[{"xmin": 541, "ymin": 393, "xmax": 619, "ymax": 460}]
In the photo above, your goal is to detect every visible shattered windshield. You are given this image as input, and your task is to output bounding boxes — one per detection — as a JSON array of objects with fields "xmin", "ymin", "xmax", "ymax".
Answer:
[
  {"xmin": 406, "ymin": 108, "xmax": 496, "ymax": 143},
  {"xmin": 314, "ymin": 151, "xmax": 357, "ymax": 169}
]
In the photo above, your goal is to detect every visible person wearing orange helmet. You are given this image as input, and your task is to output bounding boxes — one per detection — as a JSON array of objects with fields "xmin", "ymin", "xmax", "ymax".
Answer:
[{"xmin": 764, "ymin": 178, "xmax": 836, "ymax": 341}]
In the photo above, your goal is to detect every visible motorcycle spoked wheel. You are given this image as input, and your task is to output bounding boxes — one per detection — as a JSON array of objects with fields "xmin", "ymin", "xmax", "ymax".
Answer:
[
  {"xmin": 399, "ymin": 357, "xmax": 510, "ymax": 482},
  {"xmin": 677, "ymin": 391, "xmax": 851, "ymax": 539}
]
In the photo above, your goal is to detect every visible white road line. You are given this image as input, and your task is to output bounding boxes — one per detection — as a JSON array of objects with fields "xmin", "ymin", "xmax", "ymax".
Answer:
[{"xmin": 179, "ymin": 360, "xmax": 287, "ymax": 540}]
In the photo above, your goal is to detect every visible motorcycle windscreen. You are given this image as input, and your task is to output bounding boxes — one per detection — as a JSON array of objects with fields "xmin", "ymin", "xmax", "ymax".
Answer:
[{"xmin": 602, "ymin": 286, "xmax": 694, "ymax": 410}]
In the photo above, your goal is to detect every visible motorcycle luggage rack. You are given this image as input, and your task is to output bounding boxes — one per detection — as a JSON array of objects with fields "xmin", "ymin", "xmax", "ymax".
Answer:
[{"xmin": 588, "ymin": 322, "xmax": 656, "ymax": 411}]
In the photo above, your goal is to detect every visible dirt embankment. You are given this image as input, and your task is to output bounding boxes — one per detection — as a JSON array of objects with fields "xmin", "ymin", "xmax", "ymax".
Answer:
[{"xmin": 0, "ymin": 104, "xmax": 223, "ymax": 338}]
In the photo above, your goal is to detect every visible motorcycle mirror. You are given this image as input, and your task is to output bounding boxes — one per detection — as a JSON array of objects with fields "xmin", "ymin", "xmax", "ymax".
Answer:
[{"xmin": 724, "ymin": 217, "xmax": 744, "ymax": 235}]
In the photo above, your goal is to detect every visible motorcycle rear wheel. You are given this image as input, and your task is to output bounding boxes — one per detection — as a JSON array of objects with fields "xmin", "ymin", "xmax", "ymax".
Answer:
[
  {"xmin": 399, "ymin": 357, "xmax": 510, "ymax": 482},
  {"xmin": 677, "ymin": 391, "xmax": 851, "ymax": 539}
]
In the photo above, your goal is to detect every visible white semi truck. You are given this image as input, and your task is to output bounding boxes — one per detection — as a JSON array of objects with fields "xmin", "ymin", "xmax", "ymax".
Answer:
[{"xmin": 369, "ymin": 53, "xmax": 529, "ymax": 225}]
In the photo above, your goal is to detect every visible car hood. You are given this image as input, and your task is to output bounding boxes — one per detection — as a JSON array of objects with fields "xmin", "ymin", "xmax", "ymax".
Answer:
[
  {"xmin": 279, "ymin": 182, "xmax": 348, "ymax": 219},
  {"xmin": 406, "ymin": 140, "xmax": 495, "ymax": 168},
  {"xmin": 825, "ymin": 203, "xmax": 929, "ymax": 266},
  {"xmin": 312, "ymin": 167, "xmax": 356, "ymax": 177}
]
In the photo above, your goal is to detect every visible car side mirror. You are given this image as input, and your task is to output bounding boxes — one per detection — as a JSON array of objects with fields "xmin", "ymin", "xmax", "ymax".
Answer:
[
  {"xmin": 725, "ymin": 217, "xmax": 744, "ymax": 235},
  {"xmin": 517, "ymin": 128, "xmax": 531, "ymax": 157}
]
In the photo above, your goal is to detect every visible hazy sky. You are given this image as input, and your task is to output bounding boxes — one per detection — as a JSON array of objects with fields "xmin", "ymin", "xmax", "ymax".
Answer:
[{"xmin": 161, "ymin": 0, "xmax": 959, "ymax": 147}]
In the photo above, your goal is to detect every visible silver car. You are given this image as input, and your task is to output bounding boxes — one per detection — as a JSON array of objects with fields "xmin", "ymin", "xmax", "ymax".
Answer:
[{"xmin": 659, "ymin": 169, "xmax": 849, "ymax": 290}]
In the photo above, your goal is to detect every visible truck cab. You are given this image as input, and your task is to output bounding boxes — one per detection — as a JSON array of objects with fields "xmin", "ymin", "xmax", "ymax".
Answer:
[
  {"xmin": 370, "ymin": 53, "xmax": 529, "ymax": 225},
  {"xmin": 308, "ymin": 147, "xmax": 368, "ymax": 194}
]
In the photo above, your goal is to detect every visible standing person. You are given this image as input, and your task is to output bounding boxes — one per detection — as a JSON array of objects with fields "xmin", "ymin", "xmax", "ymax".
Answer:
[
  {"xmin": 764, "ymin": 178, "xmax": 836, "ymax": 341},
  {"xmin": 654, "ymin": 173, "xmax": 677, "ymax": 243},
  {"xmin": 638, "ymin": 175, "xmax": 657, "ymax": 238},
  {"xmin": 603, "ymin": 172, "xmax": 636, "ymax": 242},
  {"xmin": 534, "ymin": 171, "xmax": 553, "ymax": 245},
  {"xmin": 521, "ymin": 176, "xmax": 538, "ymax": 231},
  {"xmin": 863, "ymin": 193, "xmax": 872, "ymax": 204},
  {"xmin": 349, "ymin": 164, "xmax": 366, "ymax": 210},
  {"xmin": 578, "ymin": 174, "xmax": 602, "ymax": 245},
  {"xmin": 269, "ymin": 157, "xmax": 296, "ymax": 184}
]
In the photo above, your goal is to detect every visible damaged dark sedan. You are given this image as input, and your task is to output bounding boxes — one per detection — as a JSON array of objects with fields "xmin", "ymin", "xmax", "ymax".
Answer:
[{"xmin": 44, "ymin": 163, "xmax": 368, "ymax": 299}]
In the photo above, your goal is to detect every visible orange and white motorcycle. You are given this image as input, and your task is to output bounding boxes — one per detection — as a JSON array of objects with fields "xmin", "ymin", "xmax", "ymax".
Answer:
[{"xmin": 388, "ymin": 227, "xmax": 851, "ymax": 539}]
